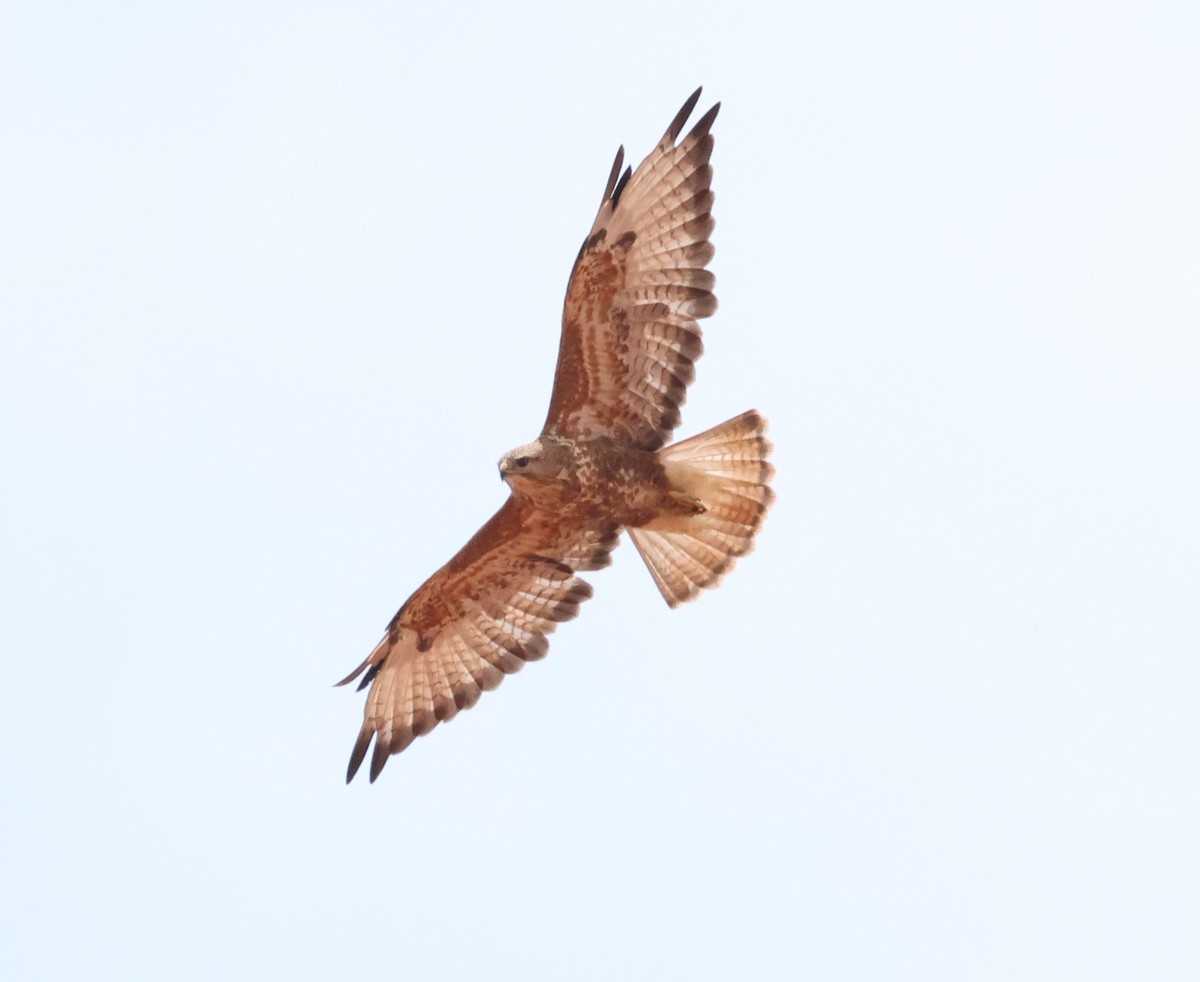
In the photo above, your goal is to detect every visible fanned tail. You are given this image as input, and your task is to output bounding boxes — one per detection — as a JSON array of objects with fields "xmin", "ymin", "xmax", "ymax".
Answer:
[{"xmin": 629, "ymin": 410, "xmax": 775, "ymax": 607}]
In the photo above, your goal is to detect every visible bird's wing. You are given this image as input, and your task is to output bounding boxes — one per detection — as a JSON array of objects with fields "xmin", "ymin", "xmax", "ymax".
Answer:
[
  {"xmin": 542, "ymin": 88, "xmax": 719, "ymax": 451},
  {"xmin": 337, "ymin": 497, "xmax": 618, "ymax": 782}
]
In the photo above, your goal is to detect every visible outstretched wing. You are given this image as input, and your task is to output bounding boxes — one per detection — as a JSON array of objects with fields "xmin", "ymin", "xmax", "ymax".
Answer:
[
  {"xmin": 337, "ymin": 497, "xmax": 618, "ymax": 783},
  {"xmin": 543, "ymin": 88, "xmax": 719, "ymax": 451}
]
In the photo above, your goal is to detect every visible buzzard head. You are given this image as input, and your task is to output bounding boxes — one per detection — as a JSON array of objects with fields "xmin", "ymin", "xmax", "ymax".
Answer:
[{"xmin": 498, "ymin": 438, "xmax": 572, "ymax": 502}]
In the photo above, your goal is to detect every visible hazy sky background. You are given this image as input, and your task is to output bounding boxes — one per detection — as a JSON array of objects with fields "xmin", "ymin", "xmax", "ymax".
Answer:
[{"xmin": 3, "ymin": 2, "xmax": 1198, "ymax": 979}]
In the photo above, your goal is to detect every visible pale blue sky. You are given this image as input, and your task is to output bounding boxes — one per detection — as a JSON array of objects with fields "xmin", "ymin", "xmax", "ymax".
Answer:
[{"xmin": 3, "ymin": 2, "xmax": 1198, "ymax": 979}]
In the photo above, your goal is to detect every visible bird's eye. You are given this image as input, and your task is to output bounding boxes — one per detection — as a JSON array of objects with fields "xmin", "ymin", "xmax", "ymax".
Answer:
[{"xmin": 515, "ymin": 457, "xmax": 530, "ymax": 468}]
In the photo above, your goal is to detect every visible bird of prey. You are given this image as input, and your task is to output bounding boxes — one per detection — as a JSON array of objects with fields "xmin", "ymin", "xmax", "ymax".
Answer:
[{"xmin": 338, "ymin": 89, "xmax": 774, "ymax": 782}]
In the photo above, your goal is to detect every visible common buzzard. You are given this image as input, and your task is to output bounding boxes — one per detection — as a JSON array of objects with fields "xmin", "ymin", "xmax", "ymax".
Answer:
[{"xmin": 338, "ymin": 89, "xmax": 774, "ymax": 782}]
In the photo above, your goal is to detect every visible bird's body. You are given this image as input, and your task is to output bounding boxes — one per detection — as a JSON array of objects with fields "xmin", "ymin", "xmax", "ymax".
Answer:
[
  {"xmin": 501, "ymin": 434, "xmax": 674, "ymax": 525},
  {"xmin": 339, "ymin": 90, "xmax": 775, "ymax": 782}
]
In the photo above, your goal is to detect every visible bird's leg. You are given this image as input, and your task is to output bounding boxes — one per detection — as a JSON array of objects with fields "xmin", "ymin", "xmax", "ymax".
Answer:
[{"xmin": 667, "ymin": 490, "xmax": 707, "ymax": 514}]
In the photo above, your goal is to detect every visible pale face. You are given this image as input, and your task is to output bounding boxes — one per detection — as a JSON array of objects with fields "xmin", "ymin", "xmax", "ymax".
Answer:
[
  {"xmin": 497, "ymin": 438, "xmax": 573, "ymax": 500},
  {"xmin": 498, "ymin": 440, "xmax": 544, "ymax": 481}
]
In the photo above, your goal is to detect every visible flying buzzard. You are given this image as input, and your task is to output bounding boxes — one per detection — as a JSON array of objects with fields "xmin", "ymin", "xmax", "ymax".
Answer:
[{"xmin": 338, "ymin": 89, "xmax": 774, "ymax": 782}]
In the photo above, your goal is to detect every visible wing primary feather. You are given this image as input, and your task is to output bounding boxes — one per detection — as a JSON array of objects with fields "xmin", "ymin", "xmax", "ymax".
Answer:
[
  {"xmin": 611, "ymin": 164, "xmax": 633, "ymax": 209},
  {"xmin": 346, "ymin": 726, "xmax": 372, "ymax": 784},
  {"xmin": 334, "ymin": 653, "xmax": 372, "ymax": 688},
  {"xmin": 686, "ymin": 102, "xmax": 721, "ymax": 145},
  {"xmin": 355, "ymin": 664, "xmax": 380, "ymax": 692},
  {"xmin": 665, "ymin": 87, "xmax": 703, "ymax": 143},
  {"xmin": 601, "ymin": 145, "xmax": 625, "ymax": 205},
  {"xmin": 369, "ymin": 735, "xmax": 389, "ymax": 783}
]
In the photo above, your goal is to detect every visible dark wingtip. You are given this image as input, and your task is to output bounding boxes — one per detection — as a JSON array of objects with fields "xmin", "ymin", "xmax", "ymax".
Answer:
[
  {"xmin": 355, "ymin": 664, "xmax": 380, "ymax": 692},
  {"xmin": 346, "ymin": 727, "xmax": 372, "ymax": 784},
  {"xmin": 666, "ymin": 87, "xmax": 703, "ymax": 143},
  {"xmin": 601, "ymin": 145, "xmax": 626, "ymax": 205},
  {"xmin": 369, "ymin": 737, "xmax": 389, "ymax": 783},
  {"xmin": 611, "ymin": 164, "xmax": 633, "ymax": 209},
  {"xmin": 690, "ymin": 101, "xmax": 721, "ymax": 143}
]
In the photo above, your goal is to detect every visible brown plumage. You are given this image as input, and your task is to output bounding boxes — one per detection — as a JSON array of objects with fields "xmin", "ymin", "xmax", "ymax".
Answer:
[{"xmin": 339, "ymin": 89, "xmax": 774, "ymax": 782}]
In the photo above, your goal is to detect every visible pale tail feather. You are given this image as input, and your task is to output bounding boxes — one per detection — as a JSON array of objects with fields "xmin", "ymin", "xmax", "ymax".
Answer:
[{"xmin": 629, "ymin": 410, "xmax": 775, "ymax": 607}]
